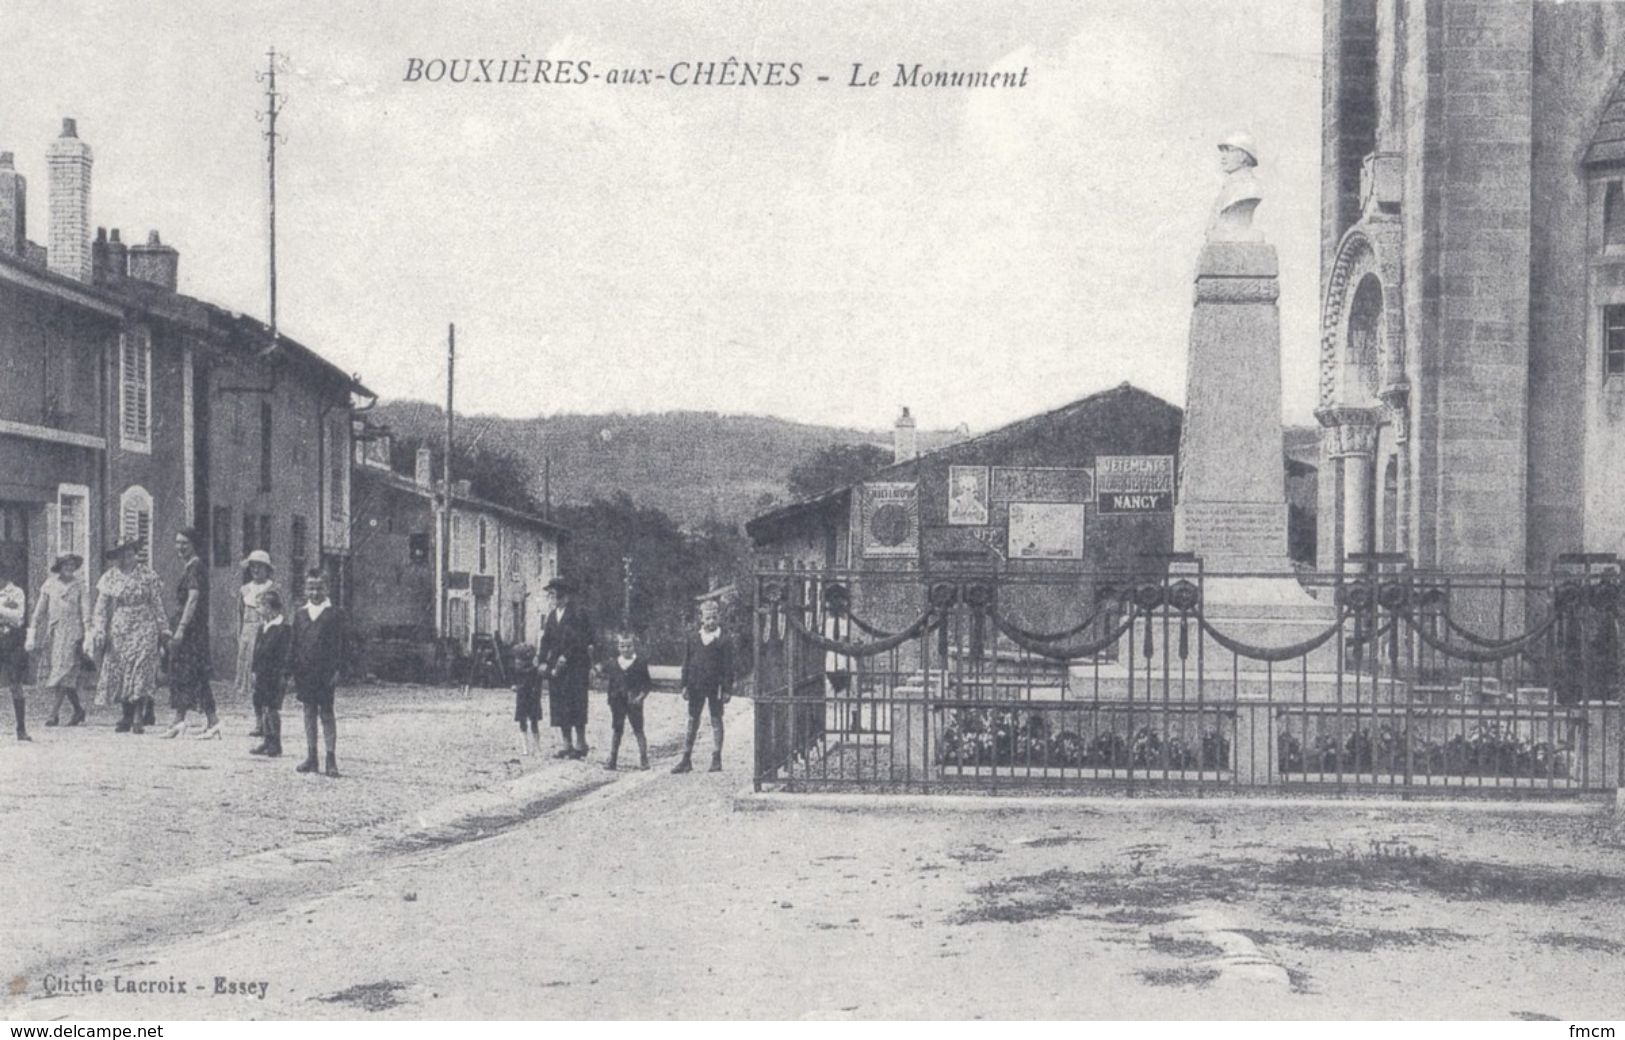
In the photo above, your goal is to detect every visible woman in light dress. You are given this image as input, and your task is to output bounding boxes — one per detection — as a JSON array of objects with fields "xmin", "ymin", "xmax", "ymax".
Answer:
[
  {"xmin": 86, "ymin": 538, "xmax": 166, "ymax": 734},
  {"xmin": 27, "ymin": 553, "xmax": 87, "ymax": 727},
  {"xmin": 235, "ymin": 550, "xmax": 278, "ymax": 736}
]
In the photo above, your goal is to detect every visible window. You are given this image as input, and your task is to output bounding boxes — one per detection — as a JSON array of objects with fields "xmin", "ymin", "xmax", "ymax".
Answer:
[
  {"xmin": 478, "ymin": 518, "xmax": 489, "ymax": 574},
  {"xmin": 328, "ymin": 418, "xmax": 347, "ymax": 524},
  {"xmin": 211, "ymin": 506, "xmax": 232, "ymax": 566},
  {"xmin": 119, "ymin": 326, "xmax": 152, "ymax": 451},
  {"xmin": 259, "ymin": 514, "xmax": 272, "ymax": 556},
  {"xmin": 448, "ymin": 597, "xmax": 469, "ymax": 642},
  {"xmin": 536, "ymin": 538, "xmax": 547, "ymax": 576},
  {"xmin": 290, "ymin": 516, "xmax": 309, "ymax": 585},
  {"xmin": 45, "ymin": 334, "xmax": 77, "ymax": 424},
  {"xmin": 119, "ymin": 486, "xmax": 153, "ymax": 564},
  {"xmin": 449, "ymin": 514, "xmax": 462, "ymax": 571},
  {"xmin": 56, "ymin": 485, "xmax": 88, "ymax": 559},
  {"xmin": 242, "ymin": 513, "xmax": 255, "ymax": 556},
  {"xmin": 1607, "ymin": 305, "xmax": 1625, "ymax": 378},
  {"xmin": 408, "ymin": 532, "xmax": 430, "ymax": 565},
  {"xmin": 1607, "ymin": 182, "xmax": 1625, "ymax": 250},
  {"xmin": 259, "ymin": 402, "xmax": 274, "ymax": 494}
]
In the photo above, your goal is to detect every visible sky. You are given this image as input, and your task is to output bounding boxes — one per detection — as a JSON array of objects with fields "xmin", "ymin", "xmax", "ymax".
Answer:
[{"xmin": 2, "ymin": 0, "xmax": 1324, "ymax": 432}]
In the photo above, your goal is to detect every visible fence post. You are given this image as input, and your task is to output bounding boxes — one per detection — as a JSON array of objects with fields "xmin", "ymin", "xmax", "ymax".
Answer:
[
  {"xmin": 1581, "ymin": 700, "xmax": 1614, "ymax": 791},
  {"xmin": 1231, "ymin": 698, "xmax": 1275, "ymax": 788},
  {"xmin": 892, "ymin": 680, "xmax": 929, "ymax": 783}
]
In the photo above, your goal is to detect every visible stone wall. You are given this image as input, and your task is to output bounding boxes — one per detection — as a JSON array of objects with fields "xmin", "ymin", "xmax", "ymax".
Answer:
[
  {"xmin": 1322, "ymin": 0, "xmax": 1380, "ymax": 293},
  {"xmin": 1531, "ymin": 3, "xmax": 1625, "ymax": 569},
  {"xmin": 202, "ymin": 350, "xmax": 334, "ymax": 682}
]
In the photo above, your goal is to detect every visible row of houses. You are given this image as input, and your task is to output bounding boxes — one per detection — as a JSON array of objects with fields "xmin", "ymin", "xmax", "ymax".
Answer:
[{"xmin": 0, "ymin": 118, "xmax": 565, "ymax": 683}]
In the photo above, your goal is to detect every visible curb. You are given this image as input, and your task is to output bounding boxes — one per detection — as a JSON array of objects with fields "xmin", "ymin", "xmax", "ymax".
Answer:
[
  {"xmin": 5, "ymin": 759, "xmax": 645, "ymax": 987},
  {"xmin": 733, "ymin": 786, "xmax": 1614, "ymax": 817}
]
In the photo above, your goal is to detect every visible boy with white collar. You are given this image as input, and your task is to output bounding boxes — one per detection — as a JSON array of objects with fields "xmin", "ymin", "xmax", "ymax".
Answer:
[
  {"xmin": 673, "ymin": 599, "xmax": 732, "ymax": 773},
  {"xmin": 290, "ymin": 570, "xmax": 344, "ymax": 777},
  {"xmin": 250, "ymin": 590, "xmax": 291, "ymax": 757}
]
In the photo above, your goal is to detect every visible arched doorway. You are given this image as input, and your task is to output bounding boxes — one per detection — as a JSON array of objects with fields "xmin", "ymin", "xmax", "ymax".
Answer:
[{"xmin": 1345, "ymin": 274, "xmax": 1384, "ymax": 407}]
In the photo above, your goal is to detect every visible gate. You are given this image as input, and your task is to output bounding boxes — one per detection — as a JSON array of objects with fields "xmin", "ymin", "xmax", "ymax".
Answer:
[{"xmin": 751, "ymin": 558, "xmax": 1624, "ymax": 798}]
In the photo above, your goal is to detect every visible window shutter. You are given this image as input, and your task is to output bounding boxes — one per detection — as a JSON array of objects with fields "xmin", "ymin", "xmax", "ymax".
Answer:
[
  {"xmin": 121, "ymin": 491, "xmax": 152, "ymax": 564},
  {"xmin": 137, "ymin": 508, "xmax": 151, "ymax": 565},
  {"xmin": 120, "ymin": 329, "xmax": 151, "ymax": 445}
]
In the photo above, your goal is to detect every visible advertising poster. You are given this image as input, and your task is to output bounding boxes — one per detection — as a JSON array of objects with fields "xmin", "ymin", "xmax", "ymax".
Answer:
[
  {"xmin": 860, "ymin": 482, "xmax": 919, "ymax": 558},
  {"xmin": 946, "ymin": 465, "xmax": 990, "ymax": 525},
  {"xmin": 1006, "ymin": 501, "xmax": 1085, "ymax": 559}
]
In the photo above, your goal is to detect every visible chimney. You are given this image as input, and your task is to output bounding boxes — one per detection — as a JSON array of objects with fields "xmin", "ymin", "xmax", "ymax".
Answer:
[
  {"xmin": 46, "ymin": 117, "xmax": 92, "ymax": 282},
  {"xmin": 106, "ymin": 228, "xmax": 128, "ymax": 279},
  {"xmin": 0, "ymin": 151, "xmax": 25, "ymax": 257},
  {"xmin": 894, "ymin": 406, "xmax": 917, "ymax": 463},
  {"xmin": 128, "ymin": 230, "xmax": 178, "ymax": 290},
  {"xmin": 91, "ymin": 227, "xmax": 109, "ymax": 282},
  {"xmin": 414, "ymin": 447, "xmax": 433, "ymax": 488}
]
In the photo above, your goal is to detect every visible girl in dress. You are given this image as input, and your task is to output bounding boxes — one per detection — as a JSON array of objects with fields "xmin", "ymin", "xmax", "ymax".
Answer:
[
  {"xmin": 87, "ymin": 538, "xmax": 166, "ymax": 734},
  {"xmin": 28, "ymin": 554, "xmax": 87, "ymax": 727},
  {"xmin": 235, "ymin": 550, "xmax": 277, "ymax": 735},
  {"xmin": 161, "ymin": 528, "xmax": 218, "ymax": 739}
]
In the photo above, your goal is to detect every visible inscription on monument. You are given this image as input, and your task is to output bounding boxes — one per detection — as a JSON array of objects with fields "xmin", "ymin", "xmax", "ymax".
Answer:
[{"xmin": 1177, "ymin": 502, "xmax": 1286, "ymax": 558}]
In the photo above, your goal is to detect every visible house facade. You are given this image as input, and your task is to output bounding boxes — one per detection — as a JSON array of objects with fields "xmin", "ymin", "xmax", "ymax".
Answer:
[
  {"xmin": 349, "ymin": 441, "xmax": 565, "ymax": 657},
  {"xmin": 0, "ymin": 118, "xmax": 370, "ymax": 683}
]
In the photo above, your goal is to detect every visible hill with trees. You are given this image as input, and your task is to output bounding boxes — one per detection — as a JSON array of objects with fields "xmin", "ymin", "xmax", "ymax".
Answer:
[{"xmin": 368, "ymin": 401, "xmax": 963, "ymax": 528}]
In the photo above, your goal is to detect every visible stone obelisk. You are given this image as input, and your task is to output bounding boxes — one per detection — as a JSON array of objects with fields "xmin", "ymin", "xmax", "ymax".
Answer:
[{"xmin": 1174, "ymin": 132, "xmax": 1322, "ymax": 609}]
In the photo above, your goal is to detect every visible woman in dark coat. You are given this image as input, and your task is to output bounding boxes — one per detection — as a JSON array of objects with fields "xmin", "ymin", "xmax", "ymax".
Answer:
[
  {"xmin": 537, "ymin": 578, "xmax": 596, "ymax": 759},
  {"xmin": 161, "ymin": 527, "xmax": 218, "ymax": 740}
]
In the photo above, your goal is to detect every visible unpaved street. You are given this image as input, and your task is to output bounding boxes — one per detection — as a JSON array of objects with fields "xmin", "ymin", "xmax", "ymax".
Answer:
[{"xmin": 5, "ymin": 687, "xmax": 1624, "ymax": 1020}]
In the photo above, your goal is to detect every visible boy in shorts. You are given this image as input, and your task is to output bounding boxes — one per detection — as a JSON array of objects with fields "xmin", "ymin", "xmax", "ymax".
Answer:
[
  {"xmin": 604, "ymin": 633, "xmax": 651, "ymax": 770},
  {"xmin": 672, "ymin": 600, "xmax": 732, "ymax": 774}
]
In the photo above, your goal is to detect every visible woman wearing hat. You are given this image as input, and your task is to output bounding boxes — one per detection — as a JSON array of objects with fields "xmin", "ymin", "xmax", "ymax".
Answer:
[
  {"xmin": 234, "ymin": 550, "xmax": 278, "ymax": 732},
  {"xmin": 26, "ymin": 553, "xmax": 87, "ymax": 727},
  {"xmin": 161, "ymin": 527, "xmax": 218, "ymax": 739},
  {"xmin": 536, "ymin": 577, "xmax": 597, "ymax": 759},
  {"xmin": 86, "ymin": 536, "xmax": 166, "ymax": 733}
]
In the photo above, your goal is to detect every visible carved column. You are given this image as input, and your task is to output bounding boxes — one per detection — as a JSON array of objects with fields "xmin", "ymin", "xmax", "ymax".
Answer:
[
  {"xmin": 1380, "ymin": 383, "xmax": 1411, "ymax": 556},
  {"xmin": 1317, "ymin": 405, "xmax": 1381, "ymax": 565}
]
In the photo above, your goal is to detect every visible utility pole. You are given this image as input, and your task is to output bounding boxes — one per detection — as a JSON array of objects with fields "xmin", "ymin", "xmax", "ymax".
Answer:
[
  {"xmin": 257, "ymin": 47, "xmax": 288, "ymax": 348},
  {"xmin": 435, "ymin": 323, "xmax": 455, "ymax": 639},
  {"xmin": 622, "ymin": 555, "xmax": 633, "ymax": 629}
]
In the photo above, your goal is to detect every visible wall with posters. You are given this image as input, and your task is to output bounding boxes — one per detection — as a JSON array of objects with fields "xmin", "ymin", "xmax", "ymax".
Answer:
[{"xmin": 745, "ymin": 385, "xmax": 1185, "ymax": 636}]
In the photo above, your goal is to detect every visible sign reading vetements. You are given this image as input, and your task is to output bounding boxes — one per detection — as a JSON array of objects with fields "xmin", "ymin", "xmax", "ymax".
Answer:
[{"xmin": 1096, "ymin": 455, "xmax": 1175, "ymax": 514}]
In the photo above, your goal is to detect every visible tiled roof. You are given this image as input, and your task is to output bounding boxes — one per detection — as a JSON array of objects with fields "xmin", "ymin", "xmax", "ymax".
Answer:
[{"xmin": 1586, "ymin": 69, "xmax": 1625, "ymax": 167}]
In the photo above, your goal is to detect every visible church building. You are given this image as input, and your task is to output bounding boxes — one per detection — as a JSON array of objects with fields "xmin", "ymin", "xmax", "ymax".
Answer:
[{"xmin": 1317, "ymin": 0, "xmax": 1625, "ymax": 575}]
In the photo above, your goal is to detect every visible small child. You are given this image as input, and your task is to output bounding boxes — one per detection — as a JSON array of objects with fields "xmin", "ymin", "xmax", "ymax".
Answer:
[
  {"xmin": 512, "ymin": 643, "xmax": 543, "ymax": 756},
  {"xmin": 250, "ymin": 590, "xmax": 291, "ymax": 757},
  {"xmin": 604, "ymin": 633, "xmax": 652, "ymax": 770}
]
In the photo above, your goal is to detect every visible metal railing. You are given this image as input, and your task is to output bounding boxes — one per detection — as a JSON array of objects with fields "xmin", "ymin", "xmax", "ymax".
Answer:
[{"xmin": 751, "ymin": 560, "xmax": 1624, "ymax": 797}]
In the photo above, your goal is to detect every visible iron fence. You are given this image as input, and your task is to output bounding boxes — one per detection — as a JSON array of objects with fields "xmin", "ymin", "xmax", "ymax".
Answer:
[{"xmin": 751, "ymin": 559, "xmax": 1624, "ymax": 797}]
